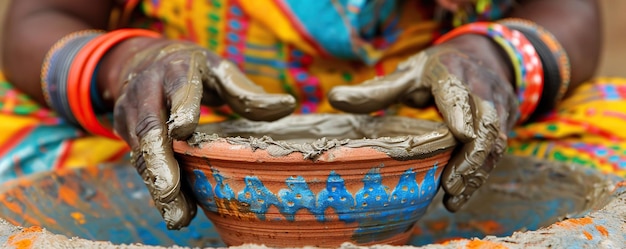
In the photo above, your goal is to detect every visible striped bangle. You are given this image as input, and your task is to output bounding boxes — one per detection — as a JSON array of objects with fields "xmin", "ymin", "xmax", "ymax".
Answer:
[
  {"xmin": 498, "ymin": 18, "xmax": 571, "ymax": 104},
  {"xmin": 42, "ymin": 29, "xmax": 161, "ymax": 138},
  {"xmin": 41, "ymin": 30, "xmax": 105, "ymax": 125},
  {"xmin": 67, "ymin": 28, "xmax": 161, "ymax": 139},
  {"xmin": 434, "ymin": 22, "xmax": 544, "ymax": 124},
  {"xmin": 499, "ymin": 19, "xmax": 564, "ymax": 120}
]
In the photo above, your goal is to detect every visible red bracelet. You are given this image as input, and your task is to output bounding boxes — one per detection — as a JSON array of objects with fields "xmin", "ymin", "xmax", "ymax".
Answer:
[
  {"xmin": 434, "ymin": 22, "xmax": 544, "ymax": 124},
  {"xmin": 498, "ymin": 18, "xmax": 571, "ymax": 104},
  {"xmin": 68, "ymin": 28, "xmax": 161, "ymax": 139},
  {"xmin": 68, "ymin": 34, "xmax": 109, "ymax": 135}
]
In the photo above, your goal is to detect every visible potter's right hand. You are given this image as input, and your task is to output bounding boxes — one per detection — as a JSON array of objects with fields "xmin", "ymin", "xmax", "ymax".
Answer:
[{"xmin": 107, "ymin": 37, "xmax": 296, "ymax": 229}]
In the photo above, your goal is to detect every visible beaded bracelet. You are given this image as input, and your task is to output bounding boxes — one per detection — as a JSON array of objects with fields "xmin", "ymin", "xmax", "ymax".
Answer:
[
  {"xmin": 434, "ymin": 22, "xmax": 544, "ymax": 123},
  {"xmin": 498, "ymin": 18, "xmax": 571, "ymax": 104},
  {"xmin": 67, "ymin": 28, "xmax": 161, "ymax": 139},
  {"xmin": 41, "ymin": 30, "xmax": 105, "ymax": 125},
  {"xmin": 498, "ymin": 19, "xmax": 565, "ymax": 120}
]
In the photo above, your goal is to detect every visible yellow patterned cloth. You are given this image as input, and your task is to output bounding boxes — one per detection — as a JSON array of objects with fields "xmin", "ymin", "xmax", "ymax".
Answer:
[
  {"xmin": 0, "ymin": 0, "xmax": 624, "ymax": 182},
  {"xmin": 509, "ymin": 78, "xmax": 626, "ymax": 177},
  {"xmin": 135, "ymin": 0, "xmax": 443, "ymax": 115},
  {"xmin": 0, "ymin": 73, "xmax": 129, "ymax": 182}
]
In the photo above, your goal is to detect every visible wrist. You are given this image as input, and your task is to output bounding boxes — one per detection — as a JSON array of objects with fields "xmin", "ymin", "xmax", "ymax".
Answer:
[
  {"xmin": 97, "ymin": 36, "xmax": 164, "ymax": 110},
  {"xmin": 436, "ymin": 34, "xmax": 514, "ymax": 85},
  {"xmin": 40, "ymin": 29, "xmax": 161, "ymax": 138},
  {"xmin": 434, "ymin": 22, "xmax": 545, "ymax": 124}
]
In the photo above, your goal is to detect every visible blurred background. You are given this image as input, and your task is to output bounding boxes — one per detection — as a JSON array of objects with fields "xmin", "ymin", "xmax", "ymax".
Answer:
[{"xmin": 597, "ymin": 0, "xmax": 626, "ymax": 77}]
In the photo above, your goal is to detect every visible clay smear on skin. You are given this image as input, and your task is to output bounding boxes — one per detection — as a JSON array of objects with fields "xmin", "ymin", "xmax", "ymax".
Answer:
[
  {"xmin": 210, "ymin": 60, "xmax": 296, "ymax": 121},
  {"xmin": 188, "ymin": 114, "xmax": 457, "ymax": 161}
]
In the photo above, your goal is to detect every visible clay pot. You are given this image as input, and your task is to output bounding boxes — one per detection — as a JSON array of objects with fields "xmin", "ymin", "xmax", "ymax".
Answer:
[{"xmin": 173, "ymin": 114, "xmax": 456, "ymax": 248}]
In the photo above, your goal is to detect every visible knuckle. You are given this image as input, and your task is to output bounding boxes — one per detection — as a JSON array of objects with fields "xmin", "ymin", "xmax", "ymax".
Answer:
[
  {"xmin": 135, "ymin": 114, "xmax": 163, "ymax": 139},
  {"xmin": 166, "ymin": 75, "xmax": 190, "ymax": 92},
  {"xmin": 134, "ymin": 71, "xmax": 161, "ymax": 89},
  {"xmin": 131, "ymin": 150, "xmax": 148, "ymax": 177},
  {"xmin": 465, "ymin": 167, "xmax": 489, "ymax": 190}
]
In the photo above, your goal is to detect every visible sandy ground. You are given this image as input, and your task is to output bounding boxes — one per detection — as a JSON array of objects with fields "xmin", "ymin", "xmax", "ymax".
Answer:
[{"xmin": 597, "ymin": 0, "xmax": 626, "ymax": 77}]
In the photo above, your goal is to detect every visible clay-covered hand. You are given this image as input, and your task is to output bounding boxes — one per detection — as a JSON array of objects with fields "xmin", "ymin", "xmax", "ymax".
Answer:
[
  {"xmin": 327, "ymin": 46, "xmax": 517, "ymax": 212},
  {"xmin": 110, "ymin": 38, "xmax": 296, "ymax": 229}
]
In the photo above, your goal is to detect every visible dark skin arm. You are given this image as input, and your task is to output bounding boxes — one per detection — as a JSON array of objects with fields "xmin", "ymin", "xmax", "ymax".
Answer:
[
  {"xmin": 2, "ymin": 0, "xmax": 115, "ymax": 105},
  {"xmin": 442, "ymin": 0, "xmax": 601, "ymax": 94}
]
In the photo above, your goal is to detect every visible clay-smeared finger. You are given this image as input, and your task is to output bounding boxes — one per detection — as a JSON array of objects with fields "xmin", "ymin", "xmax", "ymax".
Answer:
[
  {"xmin": 430, "ymin": 75, "xmax": 475, "ymax": 142},
  {"xmin": 131, "ymin": 148, "xmax": 196, "ymax": 229},
  {"xmin": 328, "ymin": 53, "xmax": 429, "ymax": 113},
  {"xmin": 131, "ymin": 71, "xmax": 178, "ymax": 202},
  {"xmin": 164, "ymin": 51, "xmax": 205, "ymax": 140},
  {"xmin": 444, "ymin": 129, "xmax": 504, "ymax": 212},
  {"xmin": 207, "ymin": 60, "xmax": 295, "ymax": 121},
  {"xmin": 142, "ymin": 144, "xmax": 197, "ymax": 230},
  {"xmin": 442, "ymin": 165, "xmax": 490, "ymax": 212},
  {"xmin": 136, "ymin": 115, "xmax": 196, "ymax": 229},
  {"xmin": 137, "ymin": 123, "xmax": 180, "ymax": 202},
  {"xmin": 441, "ymin": 97, "xmax": 499, "ymax": 208},
  {"xmin": 123, "ymin": 70, "xmax": 195, "ymax": 229}
]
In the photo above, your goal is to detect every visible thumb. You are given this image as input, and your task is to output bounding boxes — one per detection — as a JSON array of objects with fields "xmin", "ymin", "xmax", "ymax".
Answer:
[
  {"xmin": 328, "ymin": 53, "xmax": 429, "ymax": 113},
  {"xmin": 207, "ymin": 60, "xmax": 296, "ymax": 121}
]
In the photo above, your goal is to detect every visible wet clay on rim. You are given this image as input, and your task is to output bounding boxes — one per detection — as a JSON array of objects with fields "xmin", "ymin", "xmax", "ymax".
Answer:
[{"xmin": 184, "ymin": 114, "xmax": 457, "ymax": 161}]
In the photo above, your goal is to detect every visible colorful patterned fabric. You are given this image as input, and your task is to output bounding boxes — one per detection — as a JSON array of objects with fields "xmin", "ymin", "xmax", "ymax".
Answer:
[
  {"xmin": 135, "ymin": 0, "xmax": 446, "ymax": 115},
  {"xmin": 0, "ymin": 73, "xmax": 128, "ymax": 183},
  {"xmin": 0, "ymin": 0, "xmax": 624, "ymax": 183},
  {"xmin": 508, "ymin": 78, "xmax": 626, "ymax": 177}
]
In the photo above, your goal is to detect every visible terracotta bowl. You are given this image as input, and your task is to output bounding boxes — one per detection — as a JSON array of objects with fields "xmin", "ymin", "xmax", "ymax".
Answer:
[{"xmin": 173, "ymin": 114, "xmax": 457, "ymax": 247}]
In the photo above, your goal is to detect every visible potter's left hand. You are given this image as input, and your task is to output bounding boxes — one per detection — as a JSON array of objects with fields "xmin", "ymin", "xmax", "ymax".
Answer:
[{"xmin": 328, "ymin": 40, "xmax": 518, "ymax": 212}]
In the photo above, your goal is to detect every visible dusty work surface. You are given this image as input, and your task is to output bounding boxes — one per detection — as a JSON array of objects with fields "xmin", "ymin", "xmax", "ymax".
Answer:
[
  {"xmin": 1, "ymin": 194, "xmax": 624, "ymax": 248},
  {"xmin": 1, "ymin": 155, "xmax": 624, "ymax": 248}
]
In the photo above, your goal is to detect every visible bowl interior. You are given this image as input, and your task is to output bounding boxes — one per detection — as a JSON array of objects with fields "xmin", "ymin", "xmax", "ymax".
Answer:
[
  {"xmin": 186, "ymin": 114, "xmax": 456, "ymax": 160},
  {"xmin": 196, "ymin": 114, "xmax": 448, "ymax": 143}
]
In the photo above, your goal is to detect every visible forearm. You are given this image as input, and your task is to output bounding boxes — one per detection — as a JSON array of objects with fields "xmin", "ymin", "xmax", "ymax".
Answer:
[
  {"xmin": 440, "ymin": 0, "xmax": 600, "ymax": 95},
  {"xmin": 508, "ymin": 0, "xmax": 601, "ymax": 94},
  {"xmin": 2, "ymin": 0, "xmax": 114, "ymax": 105}
]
